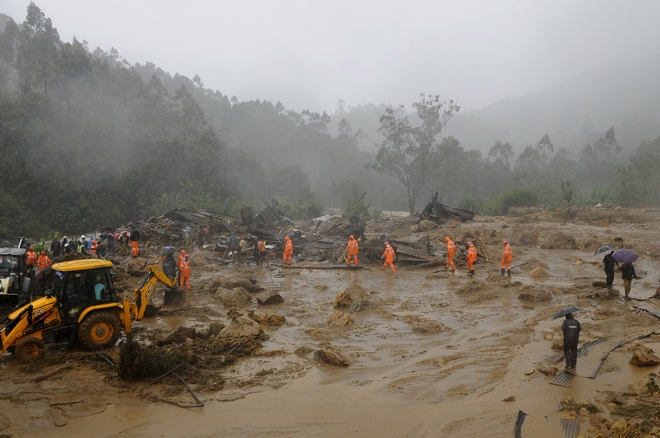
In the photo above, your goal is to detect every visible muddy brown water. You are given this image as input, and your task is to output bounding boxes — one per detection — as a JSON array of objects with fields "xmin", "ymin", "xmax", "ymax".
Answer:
[{"xmin": 1, "ymin": 215, "xmax": 660, "ymax": 437}]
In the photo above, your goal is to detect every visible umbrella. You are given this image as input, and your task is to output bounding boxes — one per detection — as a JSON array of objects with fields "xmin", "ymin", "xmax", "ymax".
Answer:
[
  {"xmin": 611, "ymin": 249, "xmax": 638, "ymax": 264},
  {"xmin": 161, "ymin": 246, "xmax": 179, "ymax": 256},
  {"xmin": 553, "ymin": 306, "xmax": 583, "ymax": 320},
  {"xmin": 114, "ymin": 230, "xmax": 130, "ymax": 240},
  {"xmin": 594, "ymin": 245, "xmax": 616, "ymax": 256}
]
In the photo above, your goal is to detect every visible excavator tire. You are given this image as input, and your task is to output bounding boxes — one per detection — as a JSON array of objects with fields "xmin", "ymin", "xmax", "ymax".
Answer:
[
  {"xmin": 15, "ymin": 337, "xmax": 46, "ymax": 363},
  {"xmin": 77, "ymin": 311, "xmax": 121, "ymax": 351}
]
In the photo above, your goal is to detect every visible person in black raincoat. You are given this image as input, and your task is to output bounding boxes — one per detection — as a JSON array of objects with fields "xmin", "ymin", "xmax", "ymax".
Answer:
[
  {"xmin": 603, "ymin": 251, "xmax": 618, "ymax": 288},
  {"xmin": 561, "ymin": 313, "xmax": 581, "ymax": 374}
]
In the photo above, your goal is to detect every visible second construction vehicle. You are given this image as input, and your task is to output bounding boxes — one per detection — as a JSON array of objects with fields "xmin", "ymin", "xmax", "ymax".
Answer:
[{"xmin": 0, "ymin": 259, "xmax": 182, "ymax": 362}]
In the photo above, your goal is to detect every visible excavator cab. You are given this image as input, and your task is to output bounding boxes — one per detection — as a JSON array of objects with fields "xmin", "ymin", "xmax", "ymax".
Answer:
[{"xmin": 52, "ymin": 263, "xmax": 118, "ymax": 322}]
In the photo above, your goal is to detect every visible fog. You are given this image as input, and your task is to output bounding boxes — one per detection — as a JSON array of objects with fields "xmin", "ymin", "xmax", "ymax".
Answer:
[
  {"xmin": 1, "ymin": 1, "xmax": 660, "ymax": 238},
  {"xmin": 2, "ymin": 1, "xmax": 659, "ymax": 113}
]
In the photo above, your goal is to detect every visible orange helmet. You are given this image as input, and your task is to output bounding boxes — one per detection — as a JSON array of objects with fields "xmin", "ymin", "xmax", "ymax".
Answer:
[
  {"xmin": 181, "ymin": 249, "xmax": 186, "ymax": 255},
  {"xmin": 445, "ymin": 236, "xmax": 450, "ymax": 243}
]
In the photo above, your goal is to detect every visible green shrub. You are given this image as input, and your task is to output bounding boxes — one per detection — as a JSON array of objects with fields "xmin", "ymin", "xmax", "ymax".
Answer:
[{"xmin": 343, "ymin": 191, "xmax": 370, "ymax": 218}]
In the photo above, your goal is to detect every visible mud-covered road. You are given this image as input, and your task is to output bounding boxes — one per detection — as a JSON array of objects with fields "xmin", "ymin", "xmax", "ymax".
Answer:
[{"xmin": 1, "ymin": 207, "xmax": 659, "ymax": 437}]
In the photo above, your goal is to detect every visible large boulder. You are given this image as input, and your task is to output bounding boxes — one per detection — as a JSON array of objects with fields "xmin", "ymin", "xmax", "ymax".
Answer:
[
  {"xmin": 418, "ymin": 220, "xmax": 437, "ymax": 231},
  {"xmin": 219, "ymin": 314, "xmax": 263, "ymax": 338},
  {"xmin": 217, "ymin": 286, "xmax": 252, "ymax": 307},
  {"xmin": 257, "ymin": 293, "xmax": 284, "ymax": 305},
  {"xmin": 248, "ymin": 311, "xmax": 286, "ymax": 326},
  {"xmin": 529, "ymin": 266, "xmax": 549, "ymax": 281},
  {"xmin": 315, "ymin": 348, "xmax": 353, "ymax": 366},
  {"xmin": 628, "ymin": 343, "xmax": 660, "ymax": 366},
  {"xmin": 334, "ymin": 284, "xmax": 369, "ymax": 308},
  {"xmin": 328, "ymin": 310, "xmax": 353, "ymax": 326}
]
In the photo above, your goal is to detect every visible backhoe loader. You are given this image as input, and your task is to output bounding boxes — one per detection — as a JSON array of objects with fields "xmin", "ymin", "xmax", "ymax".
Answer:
[{"xmin": 0, "ymin": 259, "xmax": 182, "ymax": 363}]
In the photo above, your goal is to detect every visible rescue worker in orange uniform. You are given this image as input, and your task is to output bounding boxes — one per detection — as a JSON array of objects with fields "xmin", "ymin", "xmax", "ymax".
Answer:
[
  {"xmin": 467, "ymin": 242, "xmax": 477, "ymax": 276},
  {"xmin": 90, "ymin": 239, "xmax": 99, "ymax": 255},
  {"xmin": 282, "ymin": 236, "xmax": 293, "ymax": 265},
  {"xmin": 257, "ymin": 239, "xmax": 269, "ymax": 267},
  {"xmin": 381, "ymin": 242, "xmax": 396, "ymax": 272},
  {"xmin": 129, "ymin": 227, "xmax": 140, "ymax": 257},
  {"xmin": 26, "ymin": 246, "xmax": 37, "ymax": 279},
  {"xmin": 346, "ymin": 235, "xmax": 359, "ymax": 266},
  {"xmin": 500, "ymin": 239, "xmax": 513, "ymax": 279},
  {"xmin": 444, "ymin": 236, "xmax": 456, "ymax": 274},
  {"xmin": 179, "ymin": 254, "xmax": 191, "ymax": 290},
  {"xmin": 37, "ymin": 250, "xmax": 52, "ymax": 271}
]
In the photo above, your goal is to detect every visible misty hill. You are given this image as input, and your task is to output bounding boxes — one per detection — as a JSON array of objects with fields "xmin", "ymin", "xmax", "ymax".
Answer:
[
  {"xmin": 444, "ymin": 55, "xmax": 660, "ymax": 153},
  {"xmin": 335, "ymin": 55, "xmax": 660, "ymax": 157}
]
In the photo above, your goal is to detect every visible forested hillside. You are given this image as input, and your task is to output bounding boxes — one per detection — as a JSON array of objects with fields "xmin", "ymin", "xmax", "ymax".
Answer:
[{"xmin": 1, "ymin": 4, "xmax": 659, "ymax": 240}]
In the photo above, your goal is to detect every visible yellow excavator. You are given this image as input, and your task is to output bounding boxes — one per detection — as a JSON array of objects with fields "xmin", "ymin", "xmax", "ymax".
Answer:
[{"xmin": 0, "ymin": 259, "xmax": 182, "ymax": 362}]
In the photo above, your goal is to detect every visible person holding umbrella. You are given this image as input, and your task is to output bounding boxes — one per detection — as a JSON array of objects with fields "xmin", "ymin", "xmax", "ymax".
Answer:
[
  {"xmin": 620, "ymin": 262, "xmax": 639, "ymax": 299},
  {"xmin": 611, "ymin": 249, "xmax": 639, "ymax": 299}
]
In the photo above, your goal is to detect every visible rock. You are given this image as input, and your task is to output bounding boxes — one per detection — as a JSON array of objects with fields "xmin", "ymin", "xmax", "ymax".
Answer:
[
  {"xmin": 502, "ymin": 396, "xmax": 515, "ymax": 402},
  {"xmin": 219, "ymin": 315, "xmax": 263, "ymax": 338},
  {"xmin": 334, "ymin": 284, "xmax": 369, "ymax": 308},
  {"xmin": 628, "ymin": 343, "xmax": 660, "ymax": 366},
  {"xmin": 0, "ymin": 412, "xmax": 10, "ymax": 431},
  {"xmin": 592, "ymin": 280, "xmax": 609, "ymax": 288},
  {"xmin": 518, "ymin": 288, "xmax": 552, "ymax": 302},
  {"xmin": 315, "ymin": 348, "xmax": 353, "ymax": 366},
  {"xmin": 327, "ymin": 310, "xmax": 354, "ymax": 326},
  {"xmin": 614, "ymin": 206, "xmax": 622, "ymax": 211},
  {"xmin": 595, "ymin": 288, "xmax": 620, "ymax": 300},
  {"xmin": 529, "ymin": 266, "xmax": 549, "ymax": 281},
  {"xmin": 158, "ymin": 326, "xmax": 196, "ymax": 345},
  {"xmin": 418, "ymin": 220, "xmax": 437, "ymax": 231},
  {"xmin": 218, "ymin": 286, "xmax": 252, "ymax": 307},
  {"xmin": 126, "ymin": 257, "xmax": 148, "ymax": 276},
  {"xmin": 516, "ymin": 229, "xmax": 540, "ymax": 246},
  {"xmin": 537, "ymin": 366, "xmax": 558, "ymax": 376},
  {"xmin": 257, "ymin": 293, "xmax": 284, "ymax": 305},
  {"xmin": 603, "ymin": 391, "xmax": 626, "ymax": 405},
  {"xmin": 592, "ymin": 218, "xmax": 609, "ymax": 227},
  {"xmin": 628, "ymin": 376, "xmax": 650, "ymax": 395}
]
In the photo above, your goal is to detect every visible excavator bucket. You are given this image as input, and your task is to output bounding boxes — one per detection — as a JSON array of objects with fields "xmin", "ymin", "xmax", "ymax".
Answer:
[{"xmin": 164, "ymin": 288, "xmax": 186, "ymax": 308}]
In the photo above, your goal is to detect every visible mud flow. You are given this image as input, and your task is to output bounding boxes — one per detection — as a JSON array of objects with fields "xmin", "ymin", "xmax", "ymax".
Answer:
[{"xmin": 1, "ymin": 207, "xmax": 659, "ymax": 437}]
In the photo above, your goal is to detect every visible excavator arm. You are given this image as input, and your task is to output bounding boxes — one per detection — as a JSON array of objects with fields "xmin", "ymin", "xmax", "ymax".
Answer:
[{"xmin": 125, "ymin": 265, "xmax": 178, "ymax": 332}]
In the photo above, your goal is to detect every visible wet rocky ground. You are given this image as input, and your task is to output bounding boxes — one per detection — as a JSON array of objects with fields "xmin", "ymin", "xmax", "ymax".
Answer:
[{"xmin": 1, "ymin": 207, "xmax": 659, "ymax": 437}]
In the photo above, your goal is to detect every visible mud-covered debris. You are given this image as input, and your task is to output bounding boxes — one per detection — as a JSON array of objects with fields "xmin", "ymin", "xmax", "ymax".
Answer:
[
  {"xmin": 248, "ymin": 311, "xmax": 286, "ymax": 326},
  {"xmin": 218, "ymin": 287, "xmax": 252, "ymax": 307},
  {"xmin": 257, "ymin": 293, "xmax": 284, "ymax": 306},
  {"xmin": 537, "ymin": 366, "xmax": 559, "ymax": 376},
  {"xmin": 222, "ymin": 276, "xmax": 263, "ymax": 293},
  {"xmin": 502, "ymin": 396, "xmax": 515, "ymax": 402},
  {"xmin": 628, "ymin": 343, "xmax": 660, "ymax": 366},
  {"xmin": 327, "ymin": 310, "xmax": 353, "ymax": 326},
  {"xmin": 158, "ymin": 326, "xmax": 197, "ymax": 345},
  {"xmin": 540, "ymin": 232, "xmax": 578, "ymax": 250},
  {"xmin": 578, "ymin": 287, "xmax": 620, "ymax": 300},
  {"xmin": 127, "ymin": 257, "xmax": 148, "ymax": 276},
  {"xmin": 592, "ymin": 280, "xmax": 609, "ymax": 289},
  {"xmin": 315, "ymin": 348, "xmax": 352, "ymax": 366},
  {"xmin": 518, "ymin": 288, "xmax": 552, "ymax": 302},
  {"xmin": 118, "ymin": 335, "xmax": 191, "ymax": 381},
  {"xmin": 456, "ymin": 280, "xmax": 484, "ymax": 295}
]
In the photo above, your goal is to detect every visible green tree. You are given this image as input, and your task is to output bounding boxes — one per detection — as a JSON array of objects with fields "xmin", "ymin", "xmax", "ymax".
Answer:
[{"xmin": 369, "ymin": 94, "xmax": 459, "ymax": 214}]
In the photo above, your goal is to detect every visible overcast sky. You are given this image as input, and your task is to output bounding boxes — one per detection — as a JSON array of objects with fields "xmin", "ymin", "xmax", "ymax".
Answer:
[{"xmin": 2, "ymin": 1, "xmax": 660, "ymax": 113}]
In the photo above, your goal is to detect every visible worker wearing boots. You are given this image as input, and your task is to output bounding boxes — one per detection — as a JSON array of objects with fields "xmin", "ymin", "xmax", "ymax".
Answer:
[
  {"xmin": 445, "ymin": 236, "xmax": 455, "ymax": 274},
  {"xmin": 467, "ymin": 242, "xmax": 477, "ymax": 276},
  {"xmin": 561, "ymin": 313, "xmax": 581, "ymax": 374},
  {"xmin": 501, "ymin": 239, "xmax": 513, "ymax": 279}
]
